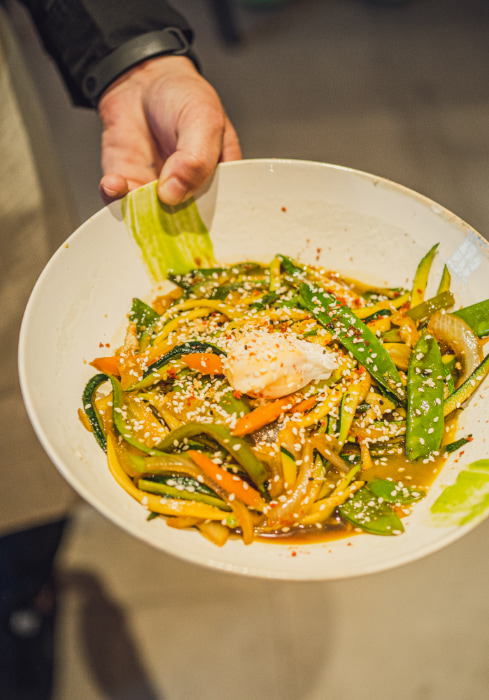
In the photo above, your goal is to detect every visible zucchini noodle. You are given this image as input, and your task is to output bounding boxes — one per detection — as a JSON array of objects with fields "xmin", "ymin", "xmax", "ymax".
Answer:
[{"xmin": 81, "ymin": 250, "xmax": 489, "ymax": 546}]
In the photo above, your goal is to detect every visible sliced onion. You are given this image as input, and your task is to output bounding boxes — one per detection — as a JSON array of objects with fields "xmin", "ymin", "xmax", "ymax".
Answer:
[
  {"xmin": 428, "ymin": 311, "xmax": 483, "ymax": 386},
  {"xmin": 310, "ymin": 434, "xmax": 350, "ymax": 475},
  {"xmin": 265, "ymin": 443, "xmax": 316, "ymax": 526}
]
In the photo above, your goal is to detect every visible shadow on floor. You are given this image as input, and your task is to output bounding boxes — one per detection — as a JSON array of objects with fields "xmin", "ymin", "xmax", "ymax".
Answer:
[{"xmin": 60, "ymin": 570, "xmax": 161, "ymax": 700}]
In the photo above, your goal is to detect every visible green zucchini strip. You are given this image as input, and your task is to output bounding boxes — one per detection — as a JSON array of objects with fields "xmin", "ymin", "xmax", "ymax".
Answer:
[
  {"xmin": 121, "ymin": 183, "xmax": 216, "ymax": 283},
  {"xmin": 410, "ymin": 243, "xmax": 438, "ymax": 308},
  {"xmin": 82, "ymin": 373, "xmax": 110, "ymax": 451},
  {"xmin": 406, "ymin": 290, "xmax": 454, "ymax": 323},
  {"xmin": 443, "ymin": 352, "xmax": 489, "ymax": 417},
  {"xmin": 155, "ymin": 422, "xmax": 269, "ymax": 494},
  {"xmin": 128, "ymin": 340, "xmax": 227, "ymax": 391}
]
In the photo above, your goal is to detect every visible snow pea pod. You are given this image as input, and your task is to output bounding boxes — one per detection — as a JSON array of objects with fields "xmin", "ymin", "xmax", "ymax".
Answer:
[
  {"xmin": 406, "ymin": 333, "xmax": 444, "ymax": 461},
  {"xmin": 299, "ymin": 283, "xmax": 406, "ymax": 403},
  {"xmin": 367, "ymin": 478, "xmax": 425, "ymax": 504},
  {"xmin": 452, "ymin": 299, "xmax": 489, "ymax": 338},
  {"xmin": 338, "ymin": 485, "xmax": 404, "ymax": 535},
  {"xmin": 129, "ymin": 298, "xmax": 160, "ymax": 339}
]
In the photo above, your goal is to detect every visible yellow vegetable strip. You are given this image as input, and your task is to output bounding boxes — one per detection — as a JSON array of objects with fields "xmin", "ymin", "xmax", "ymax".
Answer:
[
  {"xmin": 106, "ymin": 435, "xmax": 229, "ymax": 520},
  {"xmin": 161, "ymin": 298, "xmax": 240, "ymax": 321},
  {"xmin": 291, "ymin": 388, "xmax": 343, "ymax": 428},
  {"xmin": 359, "ymin": 440, "xmax": 374, "ymax": 470},
  {"xmin": 301, "ymin": 481, "xmax": 364, "ymax": 525},
  {"xmin": 153, "ymin": 308, "xmax": 212, "ymax": 345},
  {"xmin": 338, "ymin": 371, "xmax": 371, "ymax": 446},
  {"xmin": 354, "ymin": 292, "xmax": 410, "ymax": 320}
]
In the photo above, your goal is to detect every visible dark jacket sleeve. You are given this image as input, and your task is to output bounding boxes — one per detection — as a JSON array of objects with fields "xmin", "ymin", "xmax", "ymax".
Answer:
[{"xmin": 18, "ymin": 0, "xmax": 196, "ymax": 107}]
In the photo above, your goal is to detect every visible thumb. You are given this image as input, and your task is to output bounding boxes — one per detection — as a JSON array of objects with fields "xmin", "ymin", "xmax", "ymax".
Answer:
[
  {"xmin": 158, "ymin": 150, "xmax": 211, "ymax": 205},
  {"xmin": 155, "ymin": 98, "xmax": 233, "ymax": 205}
]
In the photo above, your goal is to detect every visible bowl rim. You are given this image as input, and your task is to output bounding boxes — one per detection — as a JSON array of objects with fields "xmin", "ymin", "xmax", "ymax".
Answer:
[{"xmin": 17, "ymin": 158, "xmax": 489, "ymax": 580}]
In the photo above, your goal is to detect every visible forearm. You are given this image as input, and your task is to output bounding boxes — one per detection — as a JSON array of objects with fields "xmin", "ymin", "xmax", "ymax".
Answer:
[{"xmin": 17, "ymin": 0, "xmax": 196, "ymax": 106}]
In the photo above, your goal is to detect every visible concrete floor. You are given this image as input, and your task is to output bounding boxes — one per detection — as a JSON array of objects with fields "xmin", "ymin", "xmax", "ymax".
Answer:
[{"xmin": 9, "ymin": 0, "xmax": 489, "ymax": 698}]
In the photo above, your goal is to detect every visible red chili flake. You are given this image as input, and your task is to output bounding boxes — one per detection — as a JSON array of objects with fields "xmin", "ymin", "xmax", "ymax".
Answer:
[
  {"xmin": 291, "ymin": 550, "xmax": 297, "ymax": 557},
  {"xmin": 468, "ymin": 436, "xmax": 474, "ymax": 442},
  {"xmin": 167, "ymin": 368, "xmax": 177, "ymax": 379},
  {"xmin": 281, "ymin": 206, "xmax": 287, "ymax": 212},
  {"xmin": 99, "ymin": 342, "xmax": 104, "ymax": 348},
  {"xmin": 233, "ymin": 391, "xmax": 242, "ymax": 399}
]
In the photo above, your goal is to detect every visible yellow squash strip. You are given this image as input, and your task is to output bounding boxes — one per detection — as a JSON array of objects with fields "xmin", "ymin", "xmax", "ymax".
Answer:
[
  {"xmin": 291, "ymin": 388, "xmax": 343, "ymax": 429},
  {"xmin": 301, "ymin": 481, "xmax": 364, "ymax": 525},
  {"xmin": 354, "ymin": 292, "xmax": 410, "ymax": 320},
  {"xmin": 152, "ymin": 308, "xmax": 214, "ymax": 345},
  {"xmin": 106, "ymin": 435, "xmax": 229, "ymax": 521},
  {"xmin": 161, "ymin": 298, "xmax": 241, "ymax": 322}
]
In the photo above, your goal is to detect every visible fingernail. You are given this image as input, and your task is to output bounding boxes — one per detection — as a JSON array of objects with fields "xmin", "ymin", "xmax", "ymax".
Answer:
[
  {"xmin": 103, "ymin": 186, "xmax": 119, "ymax": 196},
  {"xmin": 159, "ymin": 177, "xmax": 188, "ymax": 205}
]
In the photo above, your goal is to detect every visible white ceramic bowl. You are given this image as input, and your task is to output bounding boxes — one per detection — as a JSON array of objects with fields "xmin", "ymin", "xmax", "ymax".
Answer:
[{"xmin": 19, "ymin": 159, "xmax": 489, "ymax": 580}]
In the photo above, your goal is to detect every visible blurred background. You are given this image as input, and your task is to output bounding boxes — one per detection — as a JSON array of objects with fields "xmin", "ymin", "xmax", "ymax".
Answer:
[{"xmin": 6, "ymin": 0, "xmax": 489, "ymax": 698}]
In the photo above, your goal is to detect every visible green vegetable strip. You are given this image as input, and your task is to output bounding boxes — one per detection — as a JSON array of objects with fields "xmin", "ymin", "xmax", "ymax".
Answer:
[
  {"xmin": 169, "ymin": 267, "xmax": 227, "ymax": 291},
  {"xmin": 442, "ymin": 360, "xmax": 455, "ymax": 396},
  {"xmin": 137, "ymin": 477, "xmax": 231, "ymax": 511},
  {"xmin": 406, "ymin": 290, "xmax": 454, "ymax": 323},
  {"xmin": 269, "ymin": 257, "xmax": 281, "ymax": 292},
  {"xmin": 338, "ymin": 389, "xmax": 362, "ymax": 446},
  {"xmin": 338, "ymin": 485, "xmax": 404, "ymax": 536},
  {"xmin": 411, "ymin": 243, "xmax": 438, "ymax": 308},
  {"xmin": 452, "ymin": 299, "xmax": 489, "ymax": 338},
  {"xmin": 128, "ymin": 340, "xmax": 227, "ymax": 391},
  {"xmin": 121, "ymin": 182, "xmax": 216, "ymax": 283},
  {"xmin": 367, "ymin": 478, "xmax": 425, "ymax": 504},
  {"xmin": 129, "ymin": 298, "xmax": 160, "ymax": 339},
  {"xmin": 107, "ymin": 376, "xmax": 168, "ymax": 456},
  {"xmin": 437, "ymin": 264, "xmax": 451, "ymax": 294},
  {"xmin": 443, "ymin": 352, "xmax": 489, "ymax": 417},
  {"xmin": 299, "ymin": 283, "xmax": 406, "ymax": 402},
  {"xmin": 356, "ymin": 292, "xmax": 410, "ymax": 321},
  {"xmin": 82, "ymin": 373, "xmax": 110, "ymax": 451},
  {"xmin": 444, "ymin": 436, "xmax": 472, "ymax": 454},
  {"xmin": 155, "ymin": 422, "xmax": 269, "ymax": 493},
  {"xmin": 406, "ymin": 334, "xmax": 444, "ymax": 461}
]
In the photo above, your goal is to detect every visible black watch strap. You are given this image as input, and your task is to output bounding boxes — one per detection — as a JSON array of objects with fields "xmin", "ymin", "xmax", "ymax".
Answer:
[{"xmin": 82, "ymin": 27, "xmax": 197, "ymax": 107}]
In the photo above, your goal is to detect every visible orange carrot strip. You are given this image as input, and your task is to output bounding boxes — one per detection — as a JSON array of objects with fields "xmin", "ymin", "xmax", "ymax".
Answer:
[
  {"xmin": 291, "ymin": 396, "xmax": 317, "ymax": 414},
  {"xmin": 181, "ymin": 353, "xmax": 224, "ymax": 375},
  {"xmin": 232, "ymin": 394, "xmax": 301, "ymax": 437},
  {"xmin": 90, "ymin": 356, "xmax": 120, "ymax": 376},
  {"xmin": 187, "ymin": 450, "xmax": 265, "ymax": 510}
]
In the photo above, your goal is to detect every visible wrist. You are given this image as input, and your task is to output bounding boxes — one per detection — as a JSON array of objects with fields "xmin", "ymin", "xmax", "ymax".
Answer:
[{"xmin": 83, "ymin": 27, "xmax": 199, "ymax": 107}]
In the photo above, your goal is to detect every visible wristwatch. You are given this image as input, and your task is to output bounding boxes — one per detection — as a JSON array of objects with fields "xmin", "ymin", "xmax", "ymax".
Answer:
[{"xmin": 82, "ymin": 27, "xmax": 198, "ymax": 107}]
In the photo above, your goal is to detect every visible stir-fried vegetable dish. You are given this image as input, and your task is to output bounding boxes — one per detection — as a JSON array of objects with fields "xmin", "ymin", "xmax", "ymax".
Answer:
[{"xmin": 80, "ymin": 245, "xmax": 489, "ymax": 547}]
